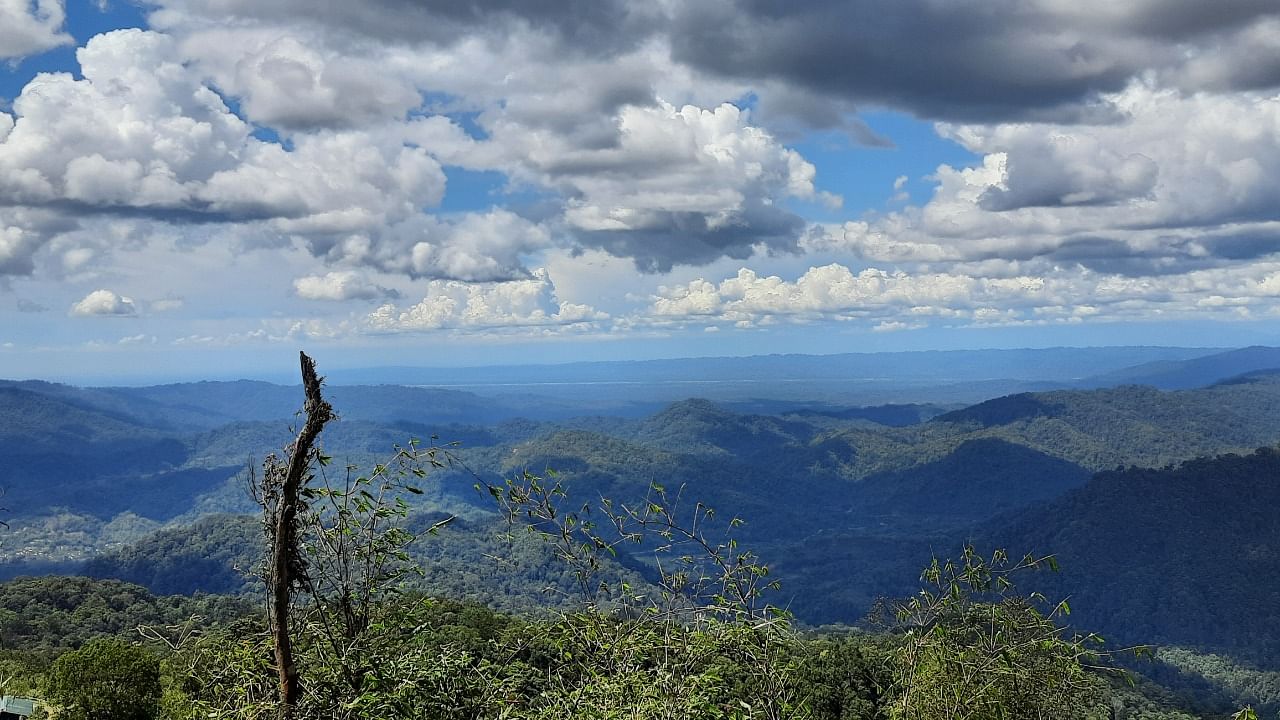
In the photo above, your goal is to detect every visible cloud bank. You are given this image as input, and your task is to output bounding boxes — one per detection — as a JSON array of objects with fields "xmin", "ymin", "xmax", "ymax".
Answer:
[{"xmin": 3, "ymin": 0, "xmax": 1280, "ymax": 350}]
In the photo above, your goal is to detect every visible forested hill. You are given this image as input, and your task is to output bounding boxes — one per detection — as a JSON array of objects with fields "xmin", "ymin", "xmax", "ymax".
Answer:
[
  {"xmin": 907, "ymin": 376, "xmax": 1280, "ymax": 470},
  {"xmin": 9, "ymin": 369, "xmax": 1280, "ymax": 653},
  {"xmin": 8, "ymin": 372, "xmax": 1280, "ymax": 562},
  {"xmin": 987, "ymin": 446, "xmax": 1280, "ymax": 664},
  {"xmin": 55, "ymin": 379, "xmax": 1280, "ymax": 591},
  {"xmin": 77, "ymin": 442, "xmax": 1280, "ymax": 713},
  {"xmin": 0, "ymin": 378, "xmax": 670, "ymax": 433}
]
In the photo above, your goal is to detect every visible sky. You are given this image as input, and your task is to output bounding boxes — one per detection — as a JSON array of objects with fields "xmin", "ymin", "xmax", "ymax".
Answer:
[{"xmin": 2, "ymin": 0, "xmax": 1280, "ymax": 381}]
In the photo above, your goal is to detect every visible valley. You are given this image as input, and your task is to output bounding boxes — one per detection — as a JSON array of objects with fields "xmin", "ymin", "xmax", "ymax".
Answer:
[{"xmin": 3, "ymin": 347, "xmax": 1280, "ymax": 715}]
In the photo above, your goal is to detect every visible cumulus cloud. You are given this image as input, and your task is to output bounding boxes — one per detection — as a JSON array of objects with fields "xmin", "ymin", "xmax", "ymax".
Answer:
[
  {"xmin": 651, "ymin": 265, "xmax": 1045, "ymax": 326},
  {"xmin": 150, "ymin": 0, "xmax": 1280, "ymax": 127},
  {"xmin": 801, "ymin": 83, "xmax": 1280, "ymax": 276},
  {"xmin": 942, "ymin": 84, "xmax": 1280, "ymax": 226},
  {"xmin": 668, "ymin": 1, "xmax": 1280, "ymax": 123},
  {"xmin": 0, "ymin": 22, "xmax": 827, "ymax": 281},
  {"xmin": 169, "ymin": 317, "xmax": 356, "ymax": 347},
  {"xmin": 174, "ymin": 31, "xmax": 425, "ymax": 131},
  {"xmin": 293, "ymin": 271, "xmax": 396, "ymax": 301},
  {"xmin": 407, "ymin": 88, "xmax": 830, "ymax": 273},
  {"xmin": 0, "ymin": 0, "xmax": 71, "ymax": 60},
  {"xmin": 0, "ymin": 207, "xmax": 75, "ymax": 276},
  {"xmin": 1168, "ymin": 16, "xmax": 1280, "ymax": 92},
  {"xmin": 366, "ymin": 269, "xmax": 606, "ymax": 332},
  {"xmin": 70, "ymin": 289, "xmax": 136, "ymax": 317},
  {"xmin": 375, "ymin": 210, "xmax": 552, "ymax": 282},
  {"xmin": 406, "ymin": 92, "xmax": 829, "ymax": 274},
  {"xmin": 647, "ymin": 261, "xmax": 1280, "ymax": 331},
  {"xmin": 0, "ymin": 29, "xmax": 459, "ymax": 274},
  {"xmin": 0, "ymin": 222, "xmax": 40, "ymax": 276},
  {"xmin": 146, "ymin": 2, "xmax": 839, "ymax": 273},
  {"xmin": 149, "ymin": 0, "xmax": 654, "ymax": 58},
  {"xmin": 546, "ymin": 102, "xmax": 824, "ymax": 271},
  {"xmin": 9, "ymin": 0, "xmax": 1280, "ymax": 352},
  {"xmin": 127, "ymin": 0, "xmax": 1280, "ymax": 285}
]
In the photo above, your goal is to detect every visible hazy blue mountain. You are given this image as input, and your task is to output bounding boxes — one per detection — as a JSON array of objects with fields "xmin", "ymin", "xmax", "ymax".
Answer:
[
  {"xmin": 1079, "ymin": 345, "xmax": 1280, "ymax": 390},
  {"xmin": 0, "ymin": 385, "xmax": 214, "ymax": 519},
  {"xmin": 783, "ymin": 403, "xmax": 950, "ymax": 426},
  {"xmin": 331, "ymin": 346, "xmax": 1217, "ymax": 406},
  {"xmin": 0, "ymin": 378, "xmax": 658, "ymax": 432},
  {"xmin": 0, "ymin": 384, "xmax": 168, "ymax": 447},
  {"xmin": 340, "ymin": 346, "xmax": 1217, "ymax": 386}
]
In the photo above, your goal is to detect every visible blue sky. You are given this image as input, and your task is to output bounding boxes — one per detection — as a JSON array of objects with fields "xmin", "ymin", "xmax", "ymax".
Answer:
[{"xmin": 2, "ymin": 0, "xmax": 1280, "ymax": 382}]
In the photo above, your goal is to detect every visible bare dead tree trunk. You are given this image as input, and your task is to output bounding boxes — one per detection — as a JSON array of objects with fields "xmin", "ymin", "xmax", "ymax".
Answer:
[{"xmin": 268, "ymin": 351, "xmax": 335, "ymax": 719}]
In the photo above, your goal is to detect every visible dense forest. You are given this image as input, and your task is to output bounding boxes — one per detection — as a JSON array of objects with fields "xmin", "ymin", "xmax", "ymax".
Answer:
[{"xmin": 2, "ymin": 350, "xmax": 1280, "ymax": 716}]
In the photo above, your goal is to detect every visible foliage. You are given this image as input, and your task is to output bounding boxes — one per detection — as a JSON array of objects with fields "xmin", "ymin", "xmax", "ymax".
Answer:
[
  {"xmin": 284, "ymin": 441, "xmax": 456, "ymax": 708},
  {"xmin": 0, "ymin": 576, "xmax": 250, "ymax": 654},
  {"xmin": 483, "ymin": 469, "xmax": 875, "ymax": 719},
  {"xmin": 886, "ymin": 546, "xmax": 1116, "ymax": 720},
  {"xmin": 246, "ymin": 353, "xmax": 474, "ymax": 714},
  {"xmin": 789, "ymin": 632, "xmax": 895, "ymax": 720},
  {"xmin": 45, "ymin": 637, "xmax": 161, "ymax": 720},
  {"xmin": 0, "ymin": 650, "xmax": 50, "ymax": 698},
  {"xmin": 84, "ymin": 514, "xmax": 259, "ymax": 595},
  {"xmin": 166, "ymin": 595, "xmax": 814, "ymax": 720}
]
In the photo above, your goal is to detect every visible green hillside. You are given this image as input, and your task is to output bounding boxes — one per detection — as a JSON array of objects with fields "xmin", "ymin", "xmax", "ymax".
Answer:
[{"xmin": 988, "ymin": 447, "xmax": 1280, "ymax": 663}]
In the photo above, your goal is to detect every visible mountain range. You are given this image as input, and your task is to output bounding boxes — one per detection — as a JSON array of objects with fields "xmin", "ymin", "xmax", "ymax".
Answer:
[{"xmin": 5, "ymin": 345, "xmax": 1280, "ymax": 713}]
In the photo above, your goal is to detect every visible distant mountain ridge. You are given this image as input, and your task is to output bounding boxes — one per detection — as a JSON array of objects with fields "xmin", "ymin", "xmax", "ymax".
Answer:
[
  {"xmin": 1079, "ymin": 345, "xmax": 1280, "ymax": 390},
  {"xmin": 8, "ymin": 360, "xmax": 1280, "ymax": 536},
  {"xmin": 337, "ymin": 346, "xmax": 1219, "ymax": 386}
]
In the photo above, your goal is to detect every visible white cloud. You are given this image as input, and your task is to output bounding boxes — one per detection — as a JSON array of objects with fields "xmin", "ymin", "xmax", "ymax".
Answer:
[
  {"xmin": 553, "ymin": 102, "xmax": 822, "ymax": 223},
  {"xmin": 366, "ymin": 269, "xmax": 606, "ymax": 333},
  {"xmin": 650, "ymin": 264, "xmax": 1047, "ymax": 327},
  {"xmin": 0, "ymin": 29, "xmax": 452, "ymax": 275},
  {"xmin": 873, "ymin": 320, "xmax": 925, "ymax": 333},
  {"xmin": 170, "ymin": 318, "xmax": 353, "ymax": 347},
  {"xmin": 646, "ymin": 260, "xmax": 1280, "ymax": 331},
  {"xmin": 293, "ymin": 271, "xmax": 392, "ymax": 301},
  {"xmin": 541, "ymin": 102, "xmax": 828, "ymax": 269},
  {"xmin": 0, "ymin": 9, "xmax": 848, "ymax": 286},
  {"xmin": 7, "ymin": 2, "xmax": 1280, "ymax": 356},
  {"xmin": 156, "ymin": 8, "xmax": 833, "ymax": 272},
  {"xmin": 399, "ymin": 210, "xmax": 552, "ymax": 282},
  {"xmin": 149, "ymin": 297, "xmax": 185, "ymax": 312},
  {"xmin": 0, "ymin": 221, "xmax": 39, "ymax": 275},
  {"xmin": 408, "ymin": 92, "xmax": 827, "ymax": 270},
  {"xmin": 70, "ymin": 289, "xmax": 137, "ymax": 317},
  {"xmin": 814, "ymin": 83, "xmax": 1280, "ymax": 274},
  {"xmin": 0, "ymin": 0, "xmax": 71, "ymax": 60},
  {"xmin": 181, "ymin": 31, "xmax": 422, "ymax": 131}
]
